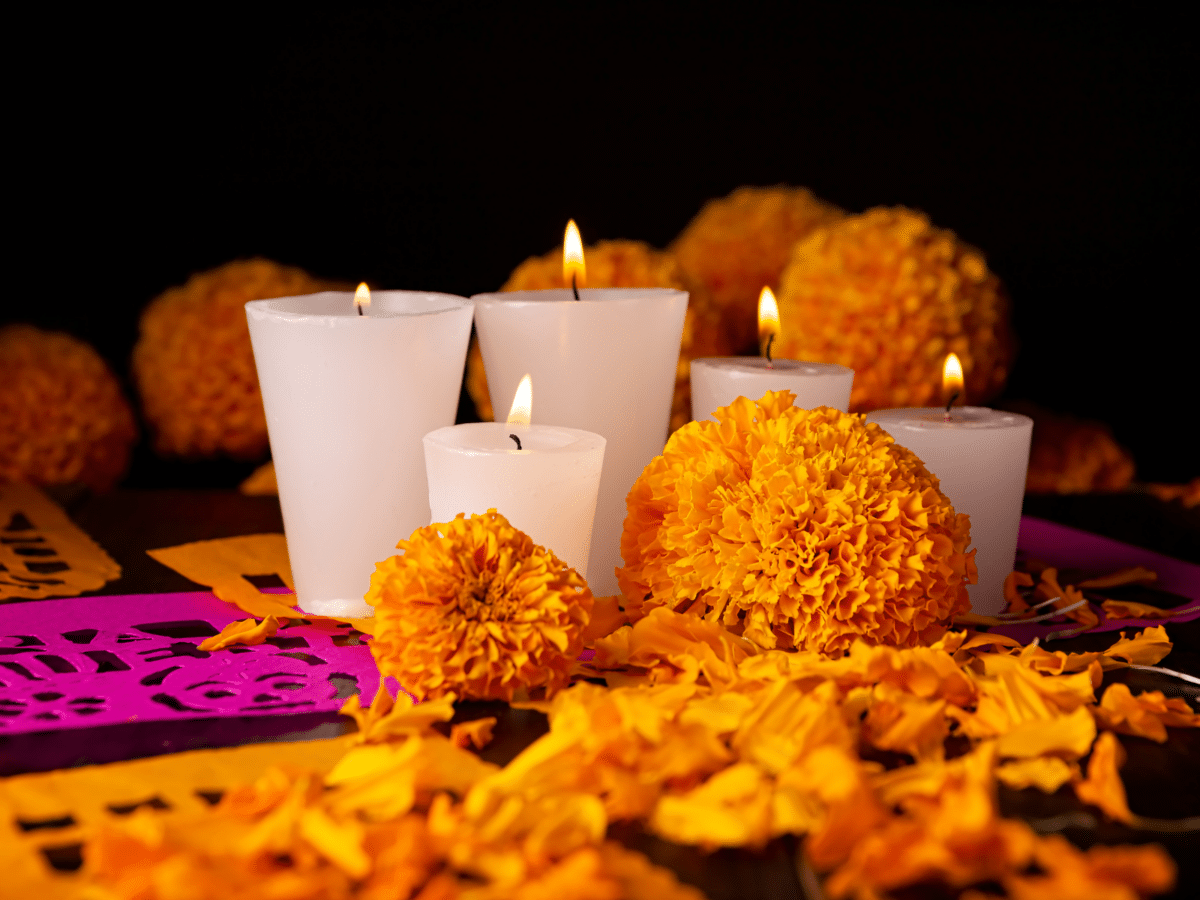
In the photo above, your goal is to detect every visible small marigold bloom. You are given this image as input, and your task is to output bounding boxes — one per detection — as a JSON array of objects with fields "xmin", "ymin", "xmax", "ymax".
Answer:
[
  {"xmin": 467, "ymin": 239, "xmax": 699, "ymax": 431},
  {"xmin": 0, "ymin": 325, "xmax": 136, "ymax": 490},
  {"xmin": 671, "ymin": 185, "xmax": 845, "ymax": 359},
  {"xmin": 366, "ymin": 510, "xmax": 593, "ymax": 701},
  {"xmin": 1003, "ymin": 401, "xmax": 1136, "ymax": 494},
  {"xmin": 1146, "ymin": 476, "xmax": 1200, "ymax": 508},
  {"xmin": 776, "ymin": 207, "xmax": 1015, "ymax": 412},
  {"xmin": 132, "ymin": 258, "xmax": 347, "ymax": 458},
  {"xmin": 617, "ymin": 391, "xmax": 975, "ymax": 655}
]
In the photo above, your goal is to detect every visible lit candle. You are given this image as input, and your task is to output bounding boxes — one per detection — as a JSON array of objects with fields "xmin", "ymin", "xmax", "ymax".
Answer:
[
  {"xmin": 472, "ymin": 221, "xmax": 688, "ymax": 596},
  {"xmin": 423, "ymin": 374, "xmax": 606, "ymax": 575},
  {"xmin": 690, "ymin": 287, "xmax": 854, "ymax": 420},
  {"xmin": 866, "ymin": 353, "xmax": 1033, "ymax": 615},
  {"xmin": 246, "ymin": 288, "xmax": 474, "ymax": 618}
]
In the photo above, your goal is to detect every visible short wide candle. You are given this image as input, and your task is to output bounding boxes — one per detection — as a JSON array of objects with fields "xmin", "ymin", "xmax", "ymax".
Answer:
[
  {"xmin": 472, "ymin": 288, "xmax": 688, "ymax": 597},
  {"xmin": 865, "ymin": 407, "xmax": 1033, "ymax": 615},
  {"xmin": 247, "ymin": 291, "xmax": 474, "ymax": 618},
  {"xmin": 423, "ymin": 422, "xmax": 605, "ymax": 575},
  {"xmin": 690, "ymin": 357, "xmax": 854, "ymax": 420}
]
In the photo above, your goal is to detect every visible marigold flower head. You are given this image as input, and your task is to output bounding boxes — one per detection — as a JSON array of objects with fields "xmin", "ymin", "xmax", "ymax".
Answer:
[
  {"xmin": 366, "ymin": 510, "xmax": 593, "ymax": 702},
  {"xmin": 132, "ymin": 258, "xmax": 347, "ymax": 458},
  {"xmin": 1003, "ymin": 401, "xmax": 1136, "ymax": 494},
  {"xmin": 467, "ymin": 239, "xmax": 700, "ymax": 431},
  {"xmin": 671, "ymin": 185, "xmax": 845, "ymax": 360},
  {"xmin": 0, "ymin": 325, "xmax": 136, "ymax": 490},
  {"xmin": 617, "ymin": 391, "xmax": 974, "ymax": 656},
  {"xmin": 776, "ymin": 207, "xmax": 1015, "ymax": 412}
]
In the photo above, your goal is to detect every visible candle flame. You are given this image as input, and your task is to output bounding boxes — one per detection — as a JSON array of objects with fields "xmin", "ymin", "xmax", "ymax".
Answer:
[
  {"xmin": 354, "ymin": 282, "xmax": 371, "ymax": 314},
  {"xmin": 942, "ymin": 352, "xmax": 964, "ymax": 405},
  {"xmin": 563, "ymin": 220, "xmax": 586, "ymax": 289},
  {"xmin": 507, "ymin": 374, "xmax": 533, "ymax": 426},
  {"xmin": 758, "ymin": 286, "xmax": 780, "ymax": 356}
]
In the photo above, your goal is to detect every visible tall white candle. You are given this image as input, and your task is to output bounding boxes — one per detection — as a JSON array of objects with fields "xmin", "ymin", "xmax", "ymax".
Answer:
[
  {"xmin": 690, "ymin": 357, "xmax": 854, "ymax": 420},
  {"xmin": 865, "ymin": 406, "xmax": 1033, "ymax": 615},
  {"xmin": 247, "ymin": 290, "xmax": 474, "ymax": 618},
  {"xmin": 424, "ymin": 422, "xmax": 605, "ymax": 575},
  {"xmin": 472, "ymin": 288, "xmax": 688, "ymax": 596}
]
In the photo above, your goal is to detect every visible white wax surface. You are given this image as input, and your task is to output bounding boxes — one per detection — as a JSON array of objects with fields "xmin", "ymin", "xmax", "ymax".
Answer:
[
  {"xmin": 472, "ymin": 288, "xmax": 688, "ymax": 597},
  {"xmin": 690, "ymin": 357, "xmax": 854, "ymax": 420},
  {"xmin": 247, "ymin": 291, "xmax": 474, "ymax": 618},
  {"xmin": 424, "ymin": 423, "xmax": 606, "ymax": 575},
  {"xmin": 865, "ymin": 407, "xmax": 1033, "ymax": 615}
]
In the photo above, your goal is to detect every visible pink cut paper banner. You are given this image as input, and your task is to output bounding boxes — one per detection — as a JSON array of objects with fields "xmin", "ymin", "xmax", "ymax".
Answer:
[{"xmin": 0, "ymin": 589, "xmax": 379, "ymax": 735}]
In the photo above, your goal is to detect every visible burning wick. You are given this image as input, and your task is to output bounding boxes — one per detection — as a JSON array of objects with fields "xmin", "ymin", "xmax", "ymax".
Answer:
[
  {"xmin": 571, "ymin": 272, "xmax": 580, "ymax": 302},
  {"xmin": 764, "ymin": 333, "xmax": 775, "ymax": 368},
  {"xmin": 944, "ymin": 390, "xmax": 960, "ymax": 422},
  {"xmin": 563, "ymin": 220, "xmax": 585, "ymax": 302},
  {"xmin": 354, "ymin": 282, "xmax": 371, "ymax": 317},
  {"xmin": 509, "ymin": 433, "xmax": 522, "ymax": 450}
]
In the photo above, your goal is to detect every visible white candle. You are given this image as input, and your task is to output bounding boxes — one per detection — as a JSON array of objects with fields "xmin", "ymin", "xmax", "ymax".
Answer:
[
  {"xmin": 865, "ymin": 406, "xmax": 1033, "ymax": 615},
  {"xmin": 690, "ymin": 357, "xmax": 854, "ymax": 420},
  {"xmin": 472, "ymin": 288, "xmax": 688, "ymax": 596},
  {"xmin": 424, "ymin": 422, "xmax": 605, "ymax": 574},
  {"xmin": 246, "ymin": 290, "xmax": 474, "ymax": 618}
]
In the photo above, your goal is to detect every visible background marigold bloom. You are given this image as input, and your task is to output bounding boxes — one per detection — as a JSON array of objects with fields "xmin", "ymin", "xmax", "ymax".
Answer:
[
  {"xmin": 1002, "ymin": 401, "xmax": 1136, "ymax": 494},
  {"xmin": 671, "ymin": 185, "xmax": 845, "ymax": 361},
  {"xmin": 0, "ymin": 324, "xmax": 136, "ymax": 490},
  {"xmin": 775, "ymin": 207, "xmax": 1015, "ymax": 412},
  {"xmin": 617, "ymin": 391, "xmax": 974, "ymax": 655},
  {"xmin": 132, "ymin": 258, "xmax": 347, "ymax": 458},
  {"xmin": 467, "ymin": 239, "xmax": 699, "ymax": 431},
  {"xmin": 366, "ymin": 511, "xmax": 593, "ymax": 702}
]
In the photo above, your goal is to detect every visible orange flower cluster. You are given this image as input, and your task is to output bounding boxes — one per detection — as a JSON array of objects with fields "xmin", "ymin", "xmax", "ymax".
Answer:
[
  {"xmin": 618, "ymin": 391, "xmax": 975, "ymax": 655},
  {"xmin": 1003, "ymin": 401, "xmax": 1136, "ymax": 494},
  {"xmin": 0, "ymin": 325, "xmax": 136, "ymax": 490},
  {"xmin": 1146, "ymin": 477, "xmax": 1200, "ymax": 509},
  {"xmin": 466, "ymin": 239, "xmax": 697, "ymax": 430},
  {"xmin": 671, "ymin": 185, "xmax": 844, "ymax": 358},
  {"xmin": 366, "ymin": 511, "xmax": 593, "ymax": 702},
  {"xmin": 80, "ymin": 690, "xmax": 705, "ymax": 900},
  {"xmin": 776, "ymin": 207, "xmax": 1015, "ymax": 412},
  {"xmin": 132, "ymin": 258, "xmax": 346, "ymax": 458}
]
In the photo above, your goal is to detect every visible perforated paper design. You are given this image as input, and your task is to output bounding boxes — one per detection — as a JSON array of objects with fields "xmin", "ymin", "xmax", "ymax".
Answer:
[{"xmin": 0, "ymin": 591, "xmax": 379, "ymax": 733}]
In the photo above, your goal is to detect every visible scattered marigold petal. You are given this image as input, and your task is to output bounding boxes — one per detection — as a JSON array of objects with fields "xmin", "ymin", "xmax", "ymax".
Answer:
[
  {"xmin": 1074, "ymin": 731, "xmax": 1134, "ymax": 823},
  {"xmin": 197, "ymin": 615, "xmax": 279, "ymax": 651},
  {"xmin": 451, "ymin": 717, "xmax": 498, "ymax": 750}
]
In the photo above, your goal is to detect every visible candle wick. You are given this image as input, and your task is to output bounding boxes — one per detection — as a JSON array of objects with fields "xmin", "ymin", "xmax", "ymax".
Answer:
[
  {"xmin": 944, "ymin": 390, "xmax": 960, "ymax": 421},
  {"xmin": 356, "ymin": 303, "xmax": 364, "ymax": 316},
  {"xmin": 764, "ymin": 333, "xmax": 775, "ymax": 368},
  {"xmin": 508, "ymin": 433, "xmax": 522, "ymax": 450},
  {"xmin": 571, "ymin": 272, "xmax": 580, "ymax": 302}
]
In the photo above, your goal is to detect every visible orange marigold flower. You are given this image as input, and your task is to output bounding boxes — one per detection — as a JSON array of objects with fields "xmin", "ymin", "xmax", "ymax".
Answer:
[
  {"xmin": 1003, "ymin": 401, "xmax": 1135, "ymax": 494},
  {"xmin": 617, "ymin": 391, "xmax": 975, "ymax": 655},
  {"xmin": 671, "ymin": 185, "xmax": 845, "ymax": 360},
  {"xmin": 1145, "ymin": 476, "xmax": 1200, "ymax": 508},
  {"xmin": 132, "ymin": 258, "xmax": 347, "ymax": 458},
  {"xmin": 468, "ymin": 239, "xmax": 697, "ymax": 430},
  {"xmin": 0, "ymin": 325, "xmax": 136, "ymax": 491},
  {"xmin": 366, "ymin": 510, "xmax": 593, "ymax": 702},
  {"xmin": 775, "ymin": 207, "xmax": 1015, "ymax": 412}
]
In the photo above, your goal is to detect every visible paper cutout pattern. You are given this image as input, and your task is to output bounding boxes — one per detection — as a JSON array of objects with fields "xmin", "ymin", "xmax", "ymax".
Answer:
[
  {"xmin": 0, "ymin": 482, "xmax": 121, "ymax": 601},
  {"xmin": 0, "ymin": 732, "xmax": 355, "ymax": 897},
  {"xmin": 0, "ymin": 591, "xmax": 379, "ymax": 734}
]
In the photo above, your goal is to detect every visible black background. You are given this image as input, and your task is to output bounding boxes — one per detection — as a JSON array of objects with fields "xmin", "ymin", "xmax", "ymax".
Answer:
[{"xmin": 8, "ymin": 4, "xmax": 1196, "ymax": 483}]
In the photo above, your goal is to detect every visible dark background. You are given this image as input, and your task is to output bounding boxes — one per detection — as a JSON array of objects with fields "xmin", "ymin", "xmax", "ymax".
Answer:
[{"xmin": 8, "ymin": 4, "xmax": 1196, "ymax": 483}]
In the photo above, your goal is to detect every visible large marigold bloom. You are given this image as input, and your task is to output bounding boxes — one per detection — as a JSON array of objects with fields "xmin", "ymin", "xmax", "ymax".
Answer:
[
  {"xmin": 617, "ymin": 391, "xmax": 974, "ymax": 656},
  {"xmin": 132, "ymin": 258, "xmax": 346, "ymax": 458},
  {"xmin": 468, "ymin": 239, "xmax": 698, "ymax": 431},
  {"xmin": 1003, "ymin": 402, "xmax": 1135, "ymax": 494},
  {"xmin": 776, "ymin": 207, "xmax": 1015, "ymax": 412},
  {"xmin": 671, "ymin": 185, "xmax": 844, "ymax": 358},
  {"xmin": 1, "ymin": 325, "xmax": 136, "ymax": 491},
  {"xmin": 366, "ymin": 510, "xmax": 593, "ymax": 701}
]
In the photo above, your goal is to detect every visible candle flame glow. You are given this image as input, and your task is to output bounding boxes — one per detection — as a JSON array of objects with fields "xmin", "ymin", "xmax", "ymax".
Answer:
[
  {"xmin": 507, "ymin": 374, "xmax": 533, "ymax": 427},
  {"xmin": 354, "ymin": 282, "xmax": 371, "ymax": 314},
  {"xmin": 942, "ymin": 352, "xmax": 964, "ymax": 404},
  {"xmin": 758, "ymin": 286, "xmax": 780, "ymax": 356},
  {"xmin": 563, "ymin": 220, "xmax": 586, "ymax": 289}
]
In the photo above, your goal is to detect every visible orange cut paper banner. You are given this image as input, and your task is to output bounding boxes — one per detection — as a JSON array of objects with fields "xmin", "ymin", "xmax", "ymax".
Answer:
[{"xmin": 0, "ymin": 482, "xmax": 121, "ymax": 601}]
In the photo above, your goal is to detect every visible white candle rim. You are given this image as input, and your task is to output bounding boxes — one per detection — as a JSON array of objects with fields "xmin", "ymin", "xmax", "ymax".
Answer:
[
  {"xmin": 424, "ymin": 422, "xmax": 606, "ymax": 455},
  {"xmin": 868, "ymin": 407, "xmax": 1034, "ymax": 430},
  {"xmin": 690, "ymin": 357, "xmax": 855, "ymax": 376},
  {"xmin": 472, "ymin": 287, "xmax": 689, "ymax": 308},
  {"xmin": 247, "ymin": 290, "xmax": 473, "ymax": 321}
]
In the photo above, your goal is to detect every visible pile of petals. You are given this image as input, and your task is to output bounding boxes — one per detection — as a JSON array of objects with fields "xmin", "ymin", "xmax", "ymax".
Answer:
[
  {"xmin": 79, "ymin": 612, "xmax": 1193, "ymax": 899},
  {"xmin": 0, "ymin": 324, "xmax": 137, "ymax": 491},
  {"xmin": 775, "ymin": 206, "xmax": 1015, "ymax": 413},
  {"xmin": 618, "ymin": 391, "xmax": 975, "ymax": 655},
  {"xmin": 366, "ymin": 510, "xmax": 593, "ymax": 702},
  {"xmin": 1003, "ymin": 401, "xmax": 1136, "ymax": 494}
]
